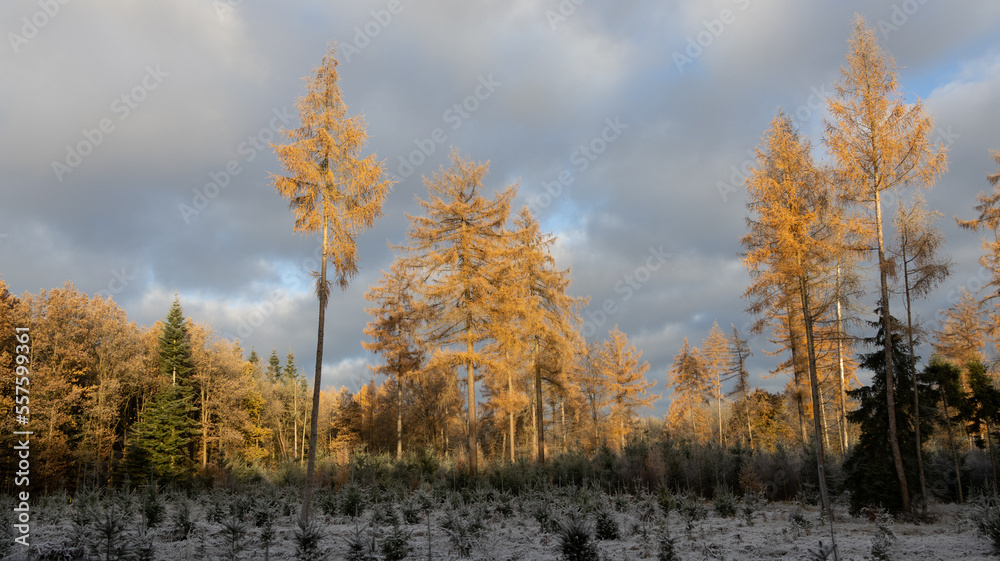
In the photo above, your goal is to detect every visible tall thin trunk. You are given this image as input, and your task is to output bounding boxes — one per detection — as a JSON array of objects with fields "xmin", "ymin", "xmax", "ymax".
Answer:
[
  {"xmin": 836, "ymin": 264, "xmax": 850, "ymax": 453},
  {"xmin": 397, "ymin": 371, "xmax": 403, "ymax": 461},
  {"xmin": 508, "ymin": 367, "xmax": 516, "ymax": 463},
  {"xmin": 717, "ymin": 370, "xmax": 724, "ymax": 447},
  {"xmin": 818, "ymin": 384, "xmax": 831, "ymax": 452},
  {"xmin": 293, "ymin": 385, "xmax": 299, "ymax": 462},
  {"xmin": 561, "ymin": 400, "xmax": 566, "ymax": 454},
  {"xmin": 301, "ymin": 223, "xmax": 329, "ymax": 523},
  {"xmin": 799, "ymin": 275, "xmax": 832, "ymax": 515},
  {"xmin": 941, "ymin": 392, "xmax": 964, "ymax": 503},
  {"xmin": 787, "ymin": 308, "xmax": 808, "ymax": 445},
  {"xmin": 201, "ymin": 384, "xmax": 208, "ymax": 468},
  {"xmin": 535, "ymin": 354, "xmax": 545, "ymax": 464},
  {"xmin": 466, "ymin": 337, "xmax": 478, "ymax": 473},
  {"xmin": 902, "ymin": 231, "xmax": 929, "ymax": 510},
  {"xmin": 875, "ymin": 191, "xmax": 911, "ymax": 514},
  {"xmin": 988, "ymin": 420, "xmax": 999, "ymax": 494}
]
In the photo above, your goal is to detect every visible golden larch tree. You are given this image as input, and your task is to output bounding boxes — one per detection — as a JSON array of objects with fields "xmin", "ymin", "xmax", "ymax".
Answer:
[
  {"xmin": 270, "ymin": 45, "xmax": 393, "ymax": 521},
  {"xmin": 824, "ymin": 16, "xmax": 947, "ymax": 514},
  {"xmin": 701, "ymin": 321, "xmax": 730, "ymax": 446},
  {"xmin": 592, "ymin": 326, "xmax": 658, "ymax": 449},
  {"xmin": 666, "ymin": 338, "xmax": 710, "ymax": 442},
  {"xmin": 507, "ymin": 208, "xmax": 583, "ymax": 463},
  {"xmin": 743, "ymin": 111, "xmax": 842, "ymax": 514},
  {"xmin": 363, "ymin": 258, "xmax": 427, "ymax": 460},
  {"xmin": 399, "ymin": 150, "xmax": 515, "ymax": 473},
  {"xmin": 892, "ymin": 193, "xmax": 950, "ymax": 504}
]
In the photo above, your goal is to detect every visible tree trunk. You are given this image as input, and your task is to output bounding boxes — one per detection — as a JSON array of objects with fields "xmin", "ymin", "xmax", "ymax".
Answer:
[
  {"xmin": 799, "ymin": 275, "xmax": 832, "ymax": 515},
  {"xmin": 836, "ymin": 264, "xmax": 850, "ymax": 454},
  {"xmin": 201, "ymin": 384, "xmax": 208, "ymax": 468},
  {"xmin": 941, "ymin": 393, "xmax": 964, "ymax": 503},
  {"xmin": 301, "ymin": 224, "xmax": 329, "ymax": 523},
  {"xmin": 717, "ymin": 371, "xmax": 724, "ymax": 447},
  {"xmin": 875, "ymin": 192, "xmax": 911, "ymax": 514},
  {"xmin": 787, "ymin": 308, "xmax": 808, "ymax": 445},
  {"xmin": 902, "ymin": 236, "xmax": 929, "ymax": 512},
  {"xmin": 534, "ymin": 343, "xmax": 545, "ymax": 464},
  {"xmin": 508, "ymin": 368, "xmax": 516, "ymax": 464},
  {"xmin": 397, "ymin": 372, "xmax": 403, "ymax": 461},
  {"xmin": 466, "ymin": 337, "xmax": 478, "ymax": 473}
]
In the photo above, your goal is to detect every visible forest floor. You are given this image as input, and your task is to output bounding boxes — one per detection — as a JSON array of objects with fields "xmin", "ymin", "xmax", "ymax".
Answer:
[{"xmin": 11, "ymin": 488, "xmax": 1000, "ymax": 560}]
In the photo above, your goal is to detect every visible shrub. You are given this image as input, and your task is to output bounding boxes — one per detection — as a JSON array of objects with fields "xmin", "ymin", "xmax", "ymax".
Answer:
[
  {"xmin": 973, "ymin": 499, "xmax": 1000, "ymax": 555},
  {"xmin": 869, "ymin": 508, "xmax": 895, "ymax": 561},
  {"xmin": 713, "ymin": 486, "xmax": 737, "ymax": 518},
  {"xmin": 340, "ymin": 482, "xmax": 367, "ymax": 519},
  {"xmin": 219, "ymin": 514, "xmax": 248, "ymax": 561},
  {"xmin": 806, "ymin": 540, "xmax": 837, "ymax": 560},
  {"xmin": 294, "ymin": 517, "xmax": 327, "ymax": 561},
  {"xmin": 440, "ymin": 504, "xmax": 486, "ymax": 557},
  {"xmin": 557, "ymin": 515, "xmax": 599, "ymax": 561},
  {"xmin": 677, "ymin": 494, "xmax": 707, "ymax": 538},
  {"xmin": 740, "ymin": 491, "xmax": 764, "ymax": 526},
  {"xmin": 139, "ymin": 485, "xmax": 164, "ymax": 530},
  {"xmin": 787, "ymin": 502, "xmax": 814, "ymax": 536},
  {"xmin": 380, "ymin": 524, "xmax": 414, "ymax": 561},
  {"xmin": 171, "ymin": 497, "xmax": 195, "ymax": 541},
  {"xmin": 594, "ymin": 509, "xmax": 620, "ymax": 541},
  {"xmin": 657, "ymin": 525, "xmax": 680, "ymax": 561},
  {"xmin": 94, "ymin": 502, "xmax": 129, "ymax": 561}
]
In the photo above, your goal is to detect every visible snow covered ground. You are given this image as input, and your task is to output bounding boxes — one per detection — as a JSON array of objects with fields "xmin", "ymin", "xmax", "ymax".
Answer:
[{"xmin": 12, "ymin": 487, "xmax": 1000, "ymax": 560}]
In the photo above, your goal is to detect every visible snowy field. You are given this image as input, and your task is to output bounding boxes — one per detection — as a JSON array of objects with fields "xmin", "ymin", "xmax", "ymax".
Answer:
[{"xmin": 10, "ymin": 485, "xmax": 1000, "ymax": 560}]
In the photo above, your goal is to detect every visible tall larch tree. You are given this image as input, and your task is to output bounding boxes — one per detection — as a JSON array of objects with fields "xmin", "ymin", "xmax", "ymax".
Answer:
[
  {"xmin": 726, "ymin": 326, "xmax": 753, "ymax": 448},
  {"xmin": 363, "ymin": 258, "xmax": 427, "ymax": 460},
  {"xmin": 594, "ymin": 326, "xmax": 659, "ymax": 448},
  {"xmin": 270, "ymin": 44, "xmax": 393, "ymax": 521},
  {"xmin": 666, "ymin": 338, "xmax": 709, "ymax": 441},
  {"xmin": 824, "ymin": 16, "xmax": 947, "ymax": 514},
  {"xmin": 577, "ymin": 342, "xmax": 612, "ymax": 449},
  {"xmin": 399, "ymin": 150, "xmax": 515, "ymax": 473},
  {"xmin": 507, "ymin": 208, "xmax": 583, "ymax": 463},
  {"xmin": 892, "ymin": 193, "xmax": 950, "ymax": 507},
  {"xmin": 701, "ymin": 321, "xmax": 730, "ymax": 446},
  {"xmin": 933, "ymin": 289, "xmax": 988, "ymax": 371},
  {"xmin": 743, "ymin": 111, "xmax": 841, "ymax": 514}
]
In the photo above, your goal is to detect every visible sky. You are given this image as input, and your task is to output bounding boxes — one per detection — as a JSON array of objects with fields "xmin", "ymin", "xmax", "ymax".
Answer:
[{"xmin": 1, "ymin": 0, "xmax": 999, "ymax": 418}]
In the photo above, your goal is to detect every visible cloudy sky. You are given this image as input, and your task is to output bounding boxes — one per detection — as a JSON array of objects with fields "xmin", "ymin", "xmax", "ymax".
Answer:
[{"xmin": 2, "ymin": 0, "xmax": 999, "ymax": 416}]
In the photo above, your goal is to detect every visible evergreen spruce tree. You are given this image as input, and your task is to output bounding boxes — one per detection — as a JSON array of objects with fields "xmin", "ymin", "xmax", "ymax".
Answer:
[
  {"xmin": 128, "ymin": 384, "xmax": 198, "ymax": 480},
  {"xmin": 267, "ymin": 349, "xmax": 282, "ymax": 382},
  {"xmin": 843, "ymin": 311, "xmax": 935, "ymax": 515},
  {"xmin": 128, "ymin": 297, "xmax": 199, "ymax": 481},
  {"xmin": 159, "ymin": 296, "xmax": 194, "ymax": 386}
]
